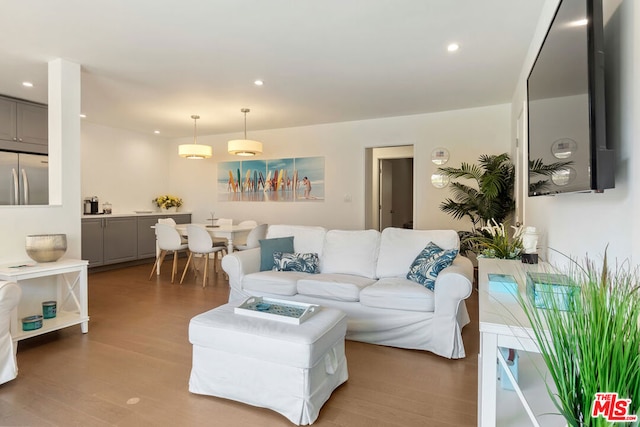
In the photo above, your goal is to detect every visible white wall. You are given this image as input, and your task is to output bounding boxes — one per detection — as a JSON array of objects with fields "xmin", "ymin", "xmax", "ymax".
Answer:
[
  {"xmin": 167, "ymin": 104, "xmax": 510, "ymax": 231},
  {"xmin": 81, "ymin": 122, "xmax": 170, "ymax": 213},
  {"xmin": 512, "ymin": 0, "xmax": 639, "ymax": 265},
  {"xmin": 0, "ymin": 59, "xmax": 81, "ymax": 263}
]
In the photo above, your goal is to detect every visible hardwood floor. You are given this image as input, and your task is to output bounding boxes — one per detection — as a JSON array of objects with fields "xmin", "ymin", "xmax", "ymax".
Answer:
[{"xmin": 0, "ymin": 260, "xmax": 479, "ymax": 426}]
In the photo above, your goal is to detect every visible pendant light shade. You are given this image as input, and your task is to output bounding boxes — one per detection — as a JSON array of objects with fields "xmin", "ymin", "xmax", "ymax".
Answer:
[
  {"xmin": 228, "ymin": 108, "xmax": 263, "ymax": 156},
  {"xmin": 179, "ymin": 115, "xmax": 212, "ymax": 159}
]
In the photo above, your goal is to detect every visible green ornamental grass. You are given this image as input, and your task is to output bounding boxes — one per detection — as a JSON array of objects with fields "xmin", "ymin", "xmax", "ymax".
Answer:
[{"xmin": 520, "ymin": 252, "xmax": 640, "ymax": 426}]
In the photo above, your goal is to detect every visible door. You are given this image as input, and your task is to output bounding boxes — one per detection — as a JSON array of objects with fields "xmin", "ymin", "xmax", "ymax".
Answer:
[
  {"xmin": 18, "ymin": 153, "xmax": 48, "ymax": 205},
  {"xmin": 379, "ymin": 159, "xmax": 393, "ymax": 230},
  {"xmin": 0, "ymin": 151, "xmax": 18, "ymax": 205}
]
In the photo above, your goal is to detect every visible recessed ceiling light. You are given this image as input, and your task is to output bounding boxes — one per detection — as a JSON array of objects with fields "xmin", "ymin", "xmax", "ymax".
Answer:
[
  {"xmin": 22, "ymin": 82, "xmax": 34, "ymax": 87},
  {"xmin": 154, "ymin": 130, "xmax": 160, "ymax": 134},
  {"xmin": 254, "ymin": 80, "xmax": 264, "ymax": 86},
  {"xmin": 447, "ymin": 43, "xmax": 459, "ymax": 52},
  {"xmin": 79, "ymin": 114, "xmax": 87, "ymax": 118}
]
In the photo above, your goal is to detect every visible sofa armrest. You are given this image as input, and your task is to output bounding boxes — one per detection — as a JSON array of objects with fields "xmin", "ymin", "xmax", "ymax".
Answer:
[
  {"xmin": 433, "ymin": 255, "xmax": 473, "ymax": 315},
  {"xmin": 221, "ymin": 248, "xmax": 261, "ymax": 298}
]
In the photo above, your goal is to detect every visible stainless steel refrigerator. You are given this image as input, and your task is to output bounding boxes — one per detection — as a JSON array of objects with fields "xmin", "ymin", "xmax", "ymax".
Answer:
[{"xmin": 0, "ymin": 151, "xmax": 48, "ymax": 205}]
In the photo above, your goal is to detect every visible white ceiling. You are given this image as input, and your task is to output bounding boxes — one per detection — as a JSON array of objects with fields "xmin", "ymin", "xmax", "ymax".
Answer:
[{"xmin": 0, "ymin": 0, "xmax": 544, "ymax": 139}]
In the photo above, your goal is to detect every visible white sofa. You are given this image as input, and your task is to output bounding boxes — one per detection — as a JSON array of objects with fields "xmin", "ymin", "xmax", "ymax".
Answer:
[{"xmin": 222, "ymin": 225, "xmax": 474, "ymax": 359}]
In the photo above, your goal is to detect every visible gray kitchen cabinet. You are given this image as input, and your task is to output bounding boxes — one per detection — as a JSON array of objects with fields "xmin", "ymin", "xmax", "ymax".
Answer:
[
  {"xmin": 81, "ymin": 218, "xmax": 105, "ymax": 267},
  {"xmin": 0, "ymin": 96, "xmax": 48, "ymax": 154},
  {"xmin": 137, "ymin": 216, "xmax": 160, "ymax": 259},
  {"xmin": 83, "ymin": 213, "xmax": 191, "ymax": 267},
  {"xmin": 17, "ymin": 102, "xmax": 48, "ymax": 146},
  {"xmin": 103, "ymin": 217, "xmax": 138, "ymax": 264}
]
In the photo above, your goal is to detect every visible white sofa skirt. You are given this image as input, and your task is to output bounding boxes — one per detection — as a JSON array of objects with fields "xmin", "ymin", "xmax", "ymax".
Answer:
[{"xmin": 229, "ymin": 290, "xmax": 470, "ymax": 359}]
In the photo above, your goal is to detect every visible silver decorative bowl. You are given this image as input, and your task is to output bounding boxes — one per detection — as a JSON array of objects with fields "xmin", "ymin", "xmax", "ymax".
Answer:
[{"xmin": 25, "ymin": 234, "xmax": 67, "ymax": 263}]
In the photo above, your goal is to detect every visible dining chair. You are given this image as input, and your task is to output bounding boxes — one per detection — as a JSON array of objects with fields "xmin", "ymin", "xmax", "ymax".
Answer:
[
  {"xmin": 180, "ymin": 224, "xmax": 227, "ymax": 287},
  {"xmin": 234, "ymin": 223, "xmax": 268, "ymax": 251},
  {"xmin": 158, "ymin": 217, "xmax": 176, "ymax": 226},
  {"xmin": 238, "ymin": 220, "xmax": 258, "ymax": 228},
  {"xmin": 158, "ymin": 217, "xmax": 188, "ymax": 243},
  {"xmin": 148, "ymin": 223, "xmax": 189, "ymax": 283},
  {"xmin": 0, "ymin": 281, "xmax": 21, "ymax": 385},
  {"xmin": 212, "ymin": 218, "xmax": 233, "ymax": 247}
]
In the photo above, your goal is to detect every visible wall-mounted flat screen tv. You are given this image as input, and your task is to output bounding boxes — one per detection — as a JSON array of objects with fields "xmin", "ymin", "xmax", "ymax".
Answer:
[{"xmin": 527, "ymin": 0, "xmax": 614, "ymax": 196}]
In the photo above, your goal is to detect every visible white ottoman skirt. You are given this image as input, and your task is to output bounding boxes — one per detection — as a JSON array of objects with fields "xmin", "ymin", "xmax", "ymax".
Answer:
[{"xmin": 188, "ymin": 303, "xmax": 348, "ymax": 425}]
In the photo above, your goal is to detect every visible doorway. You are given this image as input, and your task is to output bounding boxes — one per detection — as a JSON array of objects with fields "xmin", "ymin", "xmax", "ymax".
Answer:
[{"xmin": 365, "ymin": 146, "xmax": 414, "ymax": 231}]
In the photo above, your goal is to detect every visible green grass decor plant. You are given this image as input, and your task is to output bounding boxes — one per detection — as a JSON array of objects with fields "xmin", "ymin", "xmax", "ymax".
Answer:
[{"xmin": 520, "ymin": 252, "xmax": 640, "ymax": 426}]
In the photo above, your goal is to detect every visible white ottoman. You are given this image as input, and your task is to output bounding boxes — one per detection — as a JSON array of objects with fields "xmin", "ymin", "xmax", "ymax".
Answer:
[{"xmin": 188, "ymin": 302, "xmax": 348, "ymax": 425}]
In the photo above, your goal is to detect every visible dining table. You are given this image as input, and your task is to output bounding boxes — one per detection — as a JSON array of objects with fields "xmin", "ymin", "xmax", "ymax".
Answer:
[{"xmin": 174, "ymin": 223, "xmax": 255, "ymax": 254}]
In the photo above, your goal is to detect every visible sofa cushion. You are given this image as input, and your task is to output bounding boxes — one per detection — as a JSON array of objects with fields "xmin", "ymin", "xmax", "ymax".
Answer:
[
  {"xmin": 242, "ymin": 271, "xmax": 310, "ymax": 296},
  {"xmin": 376, "ymin": 228, "xmax": 459, "ymax": 278},
  {"xmin": 406, "ymin": 243, "xmax": 458, "ymax": 291},
  {"xmin": 259, "ymin": 236, "xmax": 294, "ymax": 271},
  {"xmin": 297, "ymin": 274, "xmax": 376, "ymax": 302},
  {"xmin": 273, "ymin": 252, "xmax": 320, "ymax": 274},
  {"xmin": 360, "ymin": 278, "xmax": 435, "ymax": 312},
  {"xmin": 267, "ymin": 225, "xmax": 326, "ymax": 256},
  {"xmin": 320, "ymin": 229, "xmax": 380, "ymax": 279}
]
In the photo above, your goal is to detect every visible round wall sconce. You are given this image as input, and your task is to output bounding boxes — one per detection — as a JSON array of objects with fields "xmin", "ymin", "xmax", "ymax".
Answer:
[
  {"xmin": 551, "ymin": 138, "xmax": 577, "ymax": 159},
  {"xmin": 551, "ymin": 167, "xmax": 576, "ymax": 186},
  {"xmin": 431, "ymin": 173, "xmax": 450, "ymax": 188},
  {"xmin": 431, "ymin": 148, "xmax": 450, "ymax": 165}
]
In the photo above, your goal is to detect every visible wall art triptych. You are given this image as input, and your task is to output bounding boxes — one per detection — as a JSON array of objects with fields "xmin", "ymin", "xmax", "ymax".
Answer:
[{"xmin": 217, "ymin": 156, "xmax": 324, "ymax": 202}]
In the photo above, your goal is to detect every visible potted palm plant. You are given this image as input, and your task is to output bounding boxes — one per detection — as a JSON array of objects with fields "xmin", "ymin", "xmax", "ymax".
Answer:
[
  {"xmin": 519, "ymin": 253, "xmax": 640, "ymax": 426},
  {"xmin": 437, "ymin": 153, "xmax": 572, "ymax": 255}
]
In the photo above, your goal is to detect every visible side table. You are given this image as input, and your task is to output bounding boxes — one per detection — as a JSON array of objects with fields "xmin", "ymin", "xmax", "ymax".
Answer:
[{"xmin": 0, "ymin": 259, "xmax": 89, "ymax": 341}]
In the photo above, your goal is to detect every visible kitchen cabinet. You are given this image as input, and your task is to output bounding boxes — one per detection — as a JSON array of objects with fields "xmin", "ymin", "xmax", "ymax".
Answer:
[
  {"xmin": 82, "ymin": 213, "xmax": 191, "ymax": 267},
  {"xmin": 103, "ymin": 217, "xmax": 138, "ymax": 264},
  {"xmin": 81, "ymin": 217, "xmax": 137, "ymax": 267},
  {"xmin": 81, "ymin": 218, "xmax": 105, "ymax": 266},
  {"xmin": 0, "ymin": 96, "xmax": 48, "ymax": 154}
]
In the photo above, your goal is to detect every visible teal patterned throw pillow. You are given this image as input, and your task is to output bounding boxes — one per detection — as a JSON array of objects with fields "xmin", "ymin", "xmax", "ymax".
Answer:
[
  {"xmin": 273, "ymin": 252, "xmax": 320, "ymax": 273},
  {"xmin": 406, "ymin": 242, "xmax": 458, "ymax": 290}
]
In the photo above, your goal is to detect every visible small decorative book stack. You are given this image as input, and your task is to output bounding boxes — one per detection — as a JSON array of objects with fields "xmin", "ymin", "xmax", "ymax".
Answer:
[
  {"xmin": 488, "ymin": 273, "xmax": 518, "ymax": 294},
  {"xmin": 526, "ymin": 272, "xmax": 578, "ymax": 311}
]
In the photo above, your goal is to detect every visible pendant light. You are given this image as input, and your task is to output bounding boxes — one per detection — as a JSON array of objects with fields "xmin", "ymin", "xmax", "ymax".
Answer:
[
  {"xmin": 228, "ymin": 108, "xmax": 263, "ymax": 156},
  {"xmin": 178, "ymin": 115, "xmax": 212, "ymax": 159}
]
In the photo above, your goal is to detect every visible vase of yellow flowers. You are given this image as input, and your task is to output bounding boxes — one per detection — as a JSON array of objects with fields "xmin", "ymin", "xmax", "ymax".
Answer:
[{"xmin": 153, "ymin": 195, "xmax": 183, "ymax": 212}]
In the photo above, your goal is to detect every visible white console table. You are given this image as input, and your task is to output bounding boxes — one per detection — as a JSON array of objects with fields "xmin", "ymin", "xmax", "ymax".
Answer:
[
  {"xmin": 0, "ymin": 259, "xmax": 89, "ymax": 341},
  {"xmin": 477, "ymin": 258, "xmax": 564, "ymax": 427}
]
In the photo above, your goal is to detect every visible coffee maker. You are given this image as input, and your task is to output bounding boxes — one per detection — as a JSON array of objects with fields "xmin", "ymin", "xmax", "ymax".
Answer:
[{"xmin": 84, "ymin": 196, "xmax": 99, "ymax": 214}]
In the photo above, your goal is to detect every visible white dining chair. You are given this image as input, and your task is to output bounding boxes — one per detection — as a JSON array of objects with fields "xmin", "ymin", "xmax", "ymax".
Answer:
[
  {"xmin": 212, "ymin": 218, "xmax": 233, "ymax": 247},
  {"xmin": 180, "ymin": 225, "xmax": 227, "ymax": 287},
  {"xmin": 234, "ymin": 223, "xmax": 268, "ymax": 251},
  {"xmin": 148, "ymin": 223, "xmax": 189, "ymax": 283},
  {"xmin": 238, "ymin": 220, "xmax": 258, "ymax": 228},
  {"xmin": 157, "ymin": 217, "xmax": 188, "ymax": 243},
  {"xmin": 158, "ymin": 217, "xmax": 176, "ymax": 226}
]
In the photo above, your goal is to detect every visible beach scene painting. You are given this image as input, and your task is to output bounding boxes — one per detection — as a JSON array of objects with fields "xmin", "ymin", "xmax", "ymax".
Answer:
[{"xmin": 217, "ymin": 156, "xmax": 324, "ymax": 202}]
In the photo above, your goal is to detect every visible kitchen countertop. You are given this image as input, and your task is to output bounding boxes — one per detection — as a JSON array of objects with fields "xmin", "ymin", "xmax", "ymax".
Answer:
[{"xmin": 82, "ymin": 211, "xmax": 191, "ymax": 218}]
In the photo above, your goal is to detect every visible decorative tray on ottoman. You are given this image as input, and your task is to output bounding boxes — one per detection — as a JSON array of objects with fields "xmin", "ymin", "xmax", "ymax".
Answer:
[{"xmin": 234, "ymin": 296, "xmax": 319, "ymax": 325}]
